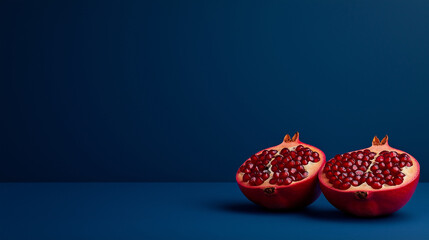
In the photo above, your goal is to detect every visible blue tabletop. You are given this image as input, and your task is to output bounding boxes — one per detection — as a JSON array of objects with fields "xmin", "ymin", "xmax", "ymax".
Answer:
[{"xmin": 0, "ymin": 182, "xmax": 428, "ymax": 239}]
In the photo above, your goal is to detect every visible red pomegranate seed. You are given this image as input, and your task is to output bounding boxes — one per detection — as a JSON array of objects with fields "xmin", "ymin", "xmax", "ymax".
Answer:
[
  {"xmin": 269, "ymin": 150, "xmax": 278, "ymax": 155},
  {"xmin": 376, "ymin": 156, "xmax": 384, "ymax": 162},
  {"xmin": 351, "ymin": 180, "xmax": 359, "ymax": 186},
  {"xmin": 343, "ymin": 162, "xmax": 353, "ymax": 168},
  {"xmin": 391, "ymin": 157, "xmax": 400, "ymax": 163},
  {"xmin": 290, "ymin": 168, "xmax": 297, "ymax": 174},
  {"xmin": 394, "ymin": 178, "xmax": 403, "ymax": 185},
  {"xmin": 340, "ymin": 182, "xmax": 351, "ymax": 190},
  {"xmin": 280, "ymin": 148, "xmax": 290, "ymax": 155},
  {"xmin": 355, "ymin": 170, "xmax": 364, "ymax": 176},
  {"xmin": 277, "ymin": 179, "xmax": 284, "ymax": 185},
  {"xmin": 334, "ymin": 180, "xmax": 342, "ymax": 187},
  {"xmin": 302, "ymin": 159, "xmax": 308, "ymax": 165},
  {"xmin": 262, "ymin": 173, "xmax": 270, "ymax": 180},
  {"xmin": 372, "ymin": 182, "xmax": 382, "ymax": 189},
  {"xmin": 269, "ymin": 178, "xmax": 276, "ymax": 184},
  {"xmin": 255, "ymin": 177, "xmax": 264, "ymax": 185},
  {"xmin": 284, "ymin": 177, "xmax": 293, "ymax": 185},
  {"xmin": 243, "ymin": 174, "xmax": 250, "ymax": 181},
  {"xmin": 280, "ymin": 172, "xmax": 289, "ymax": 178}
]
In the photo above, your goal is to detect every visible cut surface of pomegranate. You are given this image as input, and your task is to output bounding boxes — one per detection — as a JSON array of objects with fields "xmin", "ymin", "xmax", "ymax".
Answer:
[
  {"xmin": 236, "ymin": 132, "xmax": 325, "ymax": 209},
  {"xmin": 319, "ymin": 136, "xmax": 420, "ymax": 217}
]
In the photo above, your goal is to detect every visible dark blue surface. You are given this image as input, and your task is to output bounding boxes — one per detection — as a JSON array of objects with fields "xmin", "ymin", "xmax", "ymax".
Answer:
[
  {"xmin": 1, "ymin": 1, "xmax": 429, "ymax": 181},
  {"xmin": 0, "ymin": 182, "xmax": 428, "ymax": 239}
]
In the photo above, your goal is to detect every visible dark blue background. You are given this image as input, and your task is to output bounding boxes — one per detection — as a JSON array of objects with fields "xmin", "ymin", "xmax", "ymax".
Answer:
[{"xmin": 1, "ymin": 0, "xmax": 428, "ymax": 182}]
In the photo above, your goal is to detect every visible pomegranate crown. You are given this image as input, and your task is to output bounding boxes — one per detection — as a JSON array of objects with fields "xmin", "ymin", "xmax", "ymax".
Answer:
[
  {"xmin": 284, "ymin": 132, "xmax": 299, "ymax": 143},
  {"xmin": 372, "ymin": 135, "xmax": 389, "ymax": 146}
]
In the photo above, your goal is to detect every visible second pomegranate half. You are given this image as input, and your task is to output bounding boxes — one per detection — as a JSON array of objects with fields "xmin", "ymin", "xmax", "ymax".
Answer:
[
  {"xmin": 236, "ymin": 132, "xmax": 326, "ymax": 210},
  {"xmin": 319, "ymin": 136, "xmax": 420, "ymax": 217}
]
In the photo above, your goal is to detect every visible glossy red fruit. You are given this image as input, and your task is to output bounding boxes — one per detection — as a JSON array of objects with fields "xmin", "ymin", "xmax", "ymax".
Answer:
[
  {"xmin": 319, "ymin": 136, "xmax": 420, "ymax": 217},
  {"xmin": 236, "ymin": 132, "xmax": 326, "ymax": 209}
]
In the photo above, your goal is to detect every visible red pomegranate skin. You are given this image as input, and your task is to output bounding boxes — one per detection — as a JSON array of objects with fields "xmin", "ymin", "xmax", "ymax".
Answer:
[
  {"xmin": 237, "ymin": 172, "xmax": 322, "ymax": 209},
  {"xmin": 319, "ymin": 136, "xmax": 420, "ymax": 217},
  {"xmin": 236, "ymin": 133, "xmax": 326, "ymax": 210}
]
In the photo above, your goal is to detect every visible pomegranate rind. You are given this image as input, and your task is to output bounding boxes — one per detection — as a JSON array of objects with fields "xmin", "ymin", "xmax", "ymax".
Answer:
[{"xmin": 318, "ymin": 138, "xmax": 420, "ymax": 217}]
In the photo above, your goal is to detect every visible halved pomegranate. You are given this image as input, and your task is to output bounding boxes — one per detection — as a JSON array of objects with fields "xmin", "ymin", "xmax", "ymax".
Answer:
[
  {"xmin": 236, "ymin": 132, "xmax": 326, "ymax": 209},
  {"xmin": 319, "ymin": 136, "xmax": 420, "ymax": 217}
]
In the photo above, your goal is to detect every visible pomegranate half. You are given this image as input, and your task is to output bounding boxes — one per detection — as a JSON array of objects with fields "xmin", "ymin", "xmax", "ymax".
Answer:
[
  {"xmin": 319, "ymin": 136, "xmax": 420, "ymax": 217},
  {"xmin": 236, "ymin": 132, "xmax": 326, "ymax": 209}
]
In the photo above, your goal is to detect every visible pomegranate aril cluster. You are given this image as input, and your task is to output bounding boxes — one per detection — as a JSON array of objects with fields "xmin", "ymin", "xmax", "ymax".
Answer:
[
  {"xmin": 323, "ymin": 150, "xmax": 413, "ymax": 190},
  {"xmin": 239, "ymin": 145, "xmax": 320, "ymax": 186}
]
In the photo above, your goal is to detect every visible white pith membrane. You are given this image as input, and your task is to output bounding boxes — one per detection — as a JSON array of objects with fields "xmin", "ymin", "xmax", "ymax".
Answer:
[
  {"xmin": 320, "ymin": 136, "xmax": 419, "ymax": 191},
  {"xmin": 237, "ymin": 133, "xmax": 324, "ymax": 188}
]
